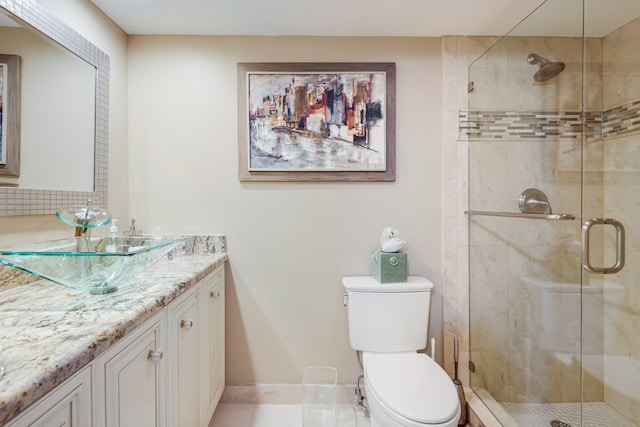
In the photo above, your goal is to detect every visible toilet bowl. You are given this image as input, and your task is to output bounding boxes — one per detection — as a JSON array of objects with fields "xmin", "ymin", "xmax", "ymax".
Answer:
[
  {"xmin": 342, "ymin": 276, "xmax": 462, "ymax": 427},
  {"xmin": 364, "ymin": 352, "xmax": 461, "ymax": 427}
]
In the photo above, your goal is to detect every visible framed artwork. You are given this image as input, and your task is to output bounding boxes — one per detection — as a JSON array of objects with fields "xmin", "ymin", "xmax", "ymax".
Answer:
[
  {"xmin": 0, "ymin": 54, "xmax": 20, "ymax": 177},
  {"xmin": 237, "ymin": 62, "xmax": 395, "ymax": 182}
]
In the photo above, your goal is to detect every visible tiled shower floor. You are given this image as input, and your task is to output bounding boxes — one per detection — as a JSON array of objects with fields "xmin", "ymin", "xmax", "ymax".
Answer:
[{"xmin": 501, "ymin": 401, "xmax": 636, "ymax": 427}]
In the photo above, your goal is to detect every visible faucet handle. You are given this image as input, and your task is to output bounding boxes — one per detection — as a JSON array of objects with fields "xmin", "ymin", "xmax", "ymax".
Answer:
[{"xmin": 126, "ymin": 218, "xmax": 142, "ymax": 236}]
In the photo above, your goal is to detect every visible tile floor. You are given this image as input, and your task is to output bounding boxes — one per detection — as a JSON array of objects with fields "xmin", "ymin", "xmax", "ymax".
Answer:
[{"xmin": 208, "ymin": 403, "xmax": 370, "ymax": 427}]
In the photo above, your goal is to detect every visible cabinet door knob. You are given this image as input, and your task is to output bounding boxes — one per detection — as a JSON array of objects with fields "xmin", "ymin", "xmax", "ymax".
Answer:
[
  {"xmin": 148, "ymin": 348, "xmax": 164, "ymax": 364},
  {"xmin": 181, "ymin": 319, "xmax": 194, "ymax": 330},
  {"xmin": 210, "ymin": 290, "xmax": 220, "ymax": 299}
]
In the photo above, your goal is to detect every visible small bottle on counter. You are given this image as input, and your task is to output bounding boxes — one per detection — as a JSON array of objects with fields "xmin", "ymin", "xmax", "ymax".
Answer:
[{"xmin": 106, "ymin": 219, "xmax": 119, "ymax": 253}]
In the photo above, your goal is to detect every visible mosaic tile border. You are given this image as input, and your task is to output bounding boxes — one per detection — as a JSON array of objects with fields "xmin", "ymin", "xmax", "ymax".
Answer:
[
  {"xmin": 602, "ymin": 98, "xmax": 640, "ymax": 139},
  {"xmin": 0, "ymin": 0, "xmax": 109, "ymax": 216},
  {"xmin": 459, "ymin": 111, "xmax": 602, "ymax": 140},
  {"xmin": 460, "ymin": 97, "xmax": 640, "ymax": 141}
]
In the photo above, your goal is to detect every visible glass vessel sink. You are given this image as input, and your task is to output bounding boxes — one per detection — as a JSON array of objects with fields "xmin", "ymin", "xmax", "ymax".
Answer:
[{"xmin": 0, "ymin": 236, "xmax": 183, "ymax": 294}]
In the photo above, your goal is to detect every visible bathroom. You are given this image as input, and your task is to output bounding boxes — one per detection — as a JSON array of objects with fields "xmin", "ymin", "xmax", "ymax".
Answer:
[{"xmin": 0, "ymin": 0, "xmax": 638, "ymax": 425}]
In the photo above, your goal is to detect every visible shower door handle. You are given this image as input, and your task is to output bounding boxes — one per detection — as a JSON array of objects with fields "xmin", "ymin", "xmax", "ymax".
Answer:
[{"xmin": 582, "ymin": 218, "xmax": 625, "ymax": 274}]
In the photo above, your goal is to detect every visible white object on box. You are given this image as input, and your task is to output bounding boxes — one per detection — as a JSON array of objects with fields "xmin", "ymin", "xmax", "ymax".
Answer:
[{"xmin": 379, "ymin": 227, "xmax": 406, "ymax": 253}]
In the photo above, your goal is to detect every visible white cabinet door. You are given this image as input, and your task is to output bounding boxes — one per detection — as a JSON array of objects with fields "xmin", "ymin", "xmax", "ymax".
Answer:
[
  {"xmin": 6, "ymin": 365, "xmax": 91, "ymax": 427},
  {"xmin": 168, "ymin": 285, "xmax": 201, "ymax": 427},
  {"xmin": 202, "ymin": 266, "xmax": 225, "ymax": 422},
  {"xmin": 94, "ymin": 311, "xmax": 167, "ymax": 427}
]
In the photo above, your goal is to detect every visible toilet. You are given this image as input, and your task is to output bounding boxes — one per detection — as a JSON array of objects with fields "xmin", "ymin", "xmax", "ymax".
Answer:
[{"xmin": 343, "ymin": 276, "xmax": 461, "ymax": 427}]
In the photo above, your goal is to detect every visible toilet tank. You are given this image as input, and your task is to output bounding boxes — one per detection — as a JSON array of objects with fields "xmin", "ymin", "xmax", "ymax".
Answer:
[{"xmin": 343, "ymin": 276, "xmax": 433, "ymax": 352}]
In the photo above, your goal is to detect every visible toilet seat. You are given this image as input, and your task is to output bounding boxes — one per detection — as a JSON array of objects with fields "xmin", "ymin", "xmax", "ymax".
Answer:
[{"xmin": 364, "ymin": 352, "xmax": 460, "ymax": 426}]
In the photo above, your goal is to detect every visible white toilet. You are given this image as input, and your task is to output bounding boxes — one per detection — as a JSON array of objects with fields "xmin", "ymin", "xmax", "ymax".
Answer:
[{"xmin": 343, "ymin": 276, "xmax": 461, "ymax": 427}]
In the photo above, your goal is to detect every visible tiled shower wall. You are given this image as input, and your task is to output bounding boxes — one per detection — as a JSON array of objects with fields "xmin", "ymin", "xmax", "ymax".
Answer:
[{"xmin": 442, "ymin": 35, "xmax": 499, "ymax": 386}]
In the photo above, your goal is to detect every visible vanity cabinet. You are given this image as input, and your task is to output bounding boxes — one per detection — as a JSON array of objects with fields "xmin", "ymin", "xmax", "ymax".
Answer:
[
  {"xmin": 6, "ymin": 263, "xmax": 226, "ymax": 427},
  {"xmin": 93, "ymin": 310, "xmax": 167, "ymax": 427},
  {"xmin": 167, "ymin": 265, "xmax": 226, "ymax": 426},
  {"xmin": 168, "ymin": 284, "xmax": 202, "ymax": 427},
  {"xmin": 202, "ymin": 267, "xmax": 225, "ymax": 422},
  {"xmin": 5, "ymin": 366, "xmax": 92, "ymax": 427}
]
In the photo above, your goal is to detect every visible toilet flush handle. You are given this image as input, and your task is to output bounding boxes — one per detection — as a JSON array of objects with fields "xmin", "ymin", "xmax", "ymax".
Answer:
[{"xmin": 343, "ymin": 292, "xmax": 348, "ymax": 307}]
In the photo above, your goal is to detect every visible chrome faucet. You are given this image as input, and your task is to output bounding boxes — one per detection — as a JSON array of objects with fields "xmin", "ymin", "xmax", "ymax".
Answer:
[
  {"xmin": 122, "ymin": 218, "xmax": 144, "ymax": 240},
  {"xmin": 74, "ymin": 199, "xmax": 94, "ymax": 238}
]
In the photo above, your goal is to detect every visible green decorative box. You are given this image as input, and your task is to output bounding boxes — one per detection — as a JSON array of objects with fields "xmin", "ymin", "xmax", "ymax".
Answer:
[{"xmin": 370, "ymin": 251, "xmax": 408, "ymax": 283}]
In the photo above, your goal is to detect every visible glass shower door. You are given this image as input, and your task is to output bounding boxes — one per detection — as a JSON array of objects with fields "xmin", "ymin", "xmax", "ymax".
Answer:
[
  {"xmin": 583, "ymin": 1, "xmax": 640, "ymax": 424},
  {"xmin": 467, "ymin": 0, "xmax": 640, "ymax": 425},
  {"xmin": 466, "ymin": 8, "xmax": 586, "ymax": 420}
]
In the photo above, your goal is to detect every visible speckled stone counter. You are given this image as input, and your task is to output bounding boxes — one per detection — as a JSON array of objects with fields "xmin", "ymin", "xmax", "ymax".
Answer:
[{"xmin": 0, "ymin": 234, "xmax": 228, "ymax": 425}]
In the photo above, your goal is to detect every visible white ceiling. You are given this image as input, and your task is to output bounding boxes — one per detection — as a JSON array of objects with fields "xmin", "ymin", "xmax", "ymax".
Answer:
[
  {"xmin": 88, "ymin": 0, "xmax": 547, "ymax": 37},
  {"xmin": 3, "ymin": 1, "xmax": 638, "ymax": 38}
]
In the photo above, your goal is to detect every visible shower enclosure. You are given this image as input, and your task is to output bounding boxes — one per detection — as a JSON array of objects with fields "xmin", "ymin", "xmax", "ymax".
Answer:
[{"xmin": 466, "ymin": 0, "xmax": 640, "ymax": 425}]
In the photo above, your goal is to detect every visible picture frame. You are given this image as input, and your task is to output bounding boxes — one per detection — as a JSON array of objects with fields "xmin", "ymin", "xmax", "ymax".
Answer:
[
  {"xmin": 0, "ymin": 54, "xmax": 20, "ymax": 177},
  {"xmin": 237, "ymin": 62, "xmax": 395, "ymax": 182}
]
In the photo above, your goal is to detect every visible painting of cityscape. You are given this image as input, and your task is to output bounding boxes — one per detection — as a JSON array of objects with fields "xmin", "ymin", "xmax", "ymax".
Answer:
[{"xmin": 238, "ymin": 63, "xmax": 395, "ymax": 181}]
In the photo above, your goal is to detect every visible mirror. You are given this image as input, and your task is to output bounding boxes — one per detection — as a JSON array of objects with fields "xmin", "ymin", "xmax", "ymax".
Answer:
[{"xmin": 0, "ymin": 0, "xmax": 109, "ymax": 215}]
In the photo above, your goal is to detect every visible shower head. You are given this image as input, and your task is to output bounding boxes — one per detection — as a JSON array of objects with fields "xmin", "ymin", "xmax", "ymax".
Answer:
[{"xmin": 527, "ymin": 53, "xmax": 565, "ymax": 82}]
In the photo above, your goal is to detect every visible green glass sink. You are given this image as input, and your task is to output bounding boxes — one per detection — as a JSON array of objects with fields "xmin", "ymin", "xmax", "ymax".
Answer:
[{"xmin": 0, "ymin": 236, "xmax": 183, "ymax": 294}]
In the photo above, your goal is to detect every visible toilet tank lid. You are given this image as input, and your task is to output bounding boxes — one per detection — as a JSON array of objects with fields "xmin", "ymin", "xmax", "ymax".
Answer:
[{"xmin": 342, "ymin": 276, "xmax": 433, "ymax": 292}]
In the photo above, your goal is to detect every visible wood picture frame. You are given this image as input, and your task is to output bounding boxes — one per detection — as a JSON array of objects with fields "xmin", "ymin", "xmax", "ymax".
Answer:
[
  {"xmin": 0, "ymin": 54, "xmax": 20, "ymax": 177},
  {"xmin": 238, "ymin": 62, "xmax": 395, "ymax": 182}
]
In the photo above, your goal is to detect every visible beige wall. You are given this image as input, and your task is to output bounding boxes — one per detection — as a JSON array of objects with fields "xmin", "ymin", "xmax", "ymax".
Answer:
[
  {"xmin": 0, "ymin": 0, "xmax": 129, "ymax": 245},
  {"xmin": 127, "ymin": 36, "xmax": 443, "ymax": 384},
  {"xmin": 0, "ymin": 1, "xmax": 445, "ymax": 388}
]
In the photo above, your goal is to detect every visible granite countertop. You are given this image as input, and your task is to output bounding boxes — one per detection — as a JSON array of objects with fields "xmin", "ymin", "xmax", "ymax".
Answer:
[{"xmin": 0, "ymin": 235, "xmax": 228, "ymax": 424}]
